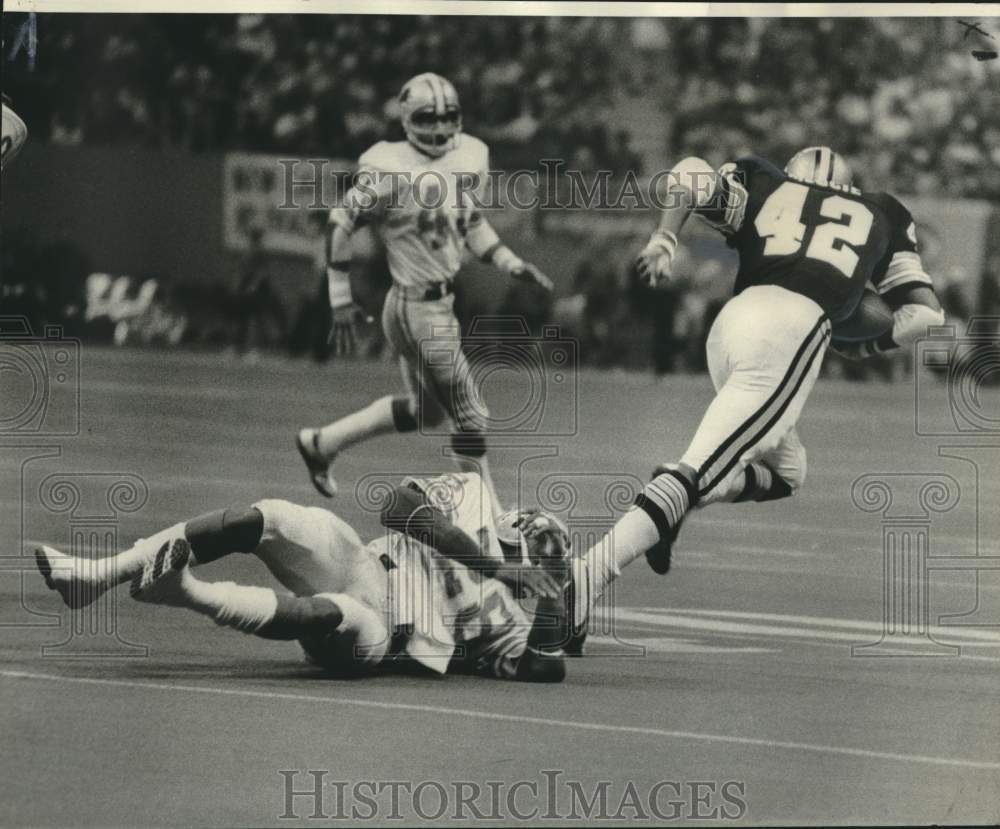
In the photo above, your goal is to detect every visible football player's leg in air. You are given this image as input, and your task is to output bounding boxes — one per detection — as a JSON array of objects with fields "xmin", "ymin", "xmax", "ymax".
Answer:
[
  {"xmin": 577, "ymin": 146, "xmax": 944, "ymax": 608},
  {"xmin": 36, "ymin": 500, "xmax": 394, "ymax": 674},
  {"xmin": 576, "ymin": 303, "xmax": 820, "ymax": 607},
  {"xmin": 574, "ymin": 187, "xmax": 825, "ymax": 605}
]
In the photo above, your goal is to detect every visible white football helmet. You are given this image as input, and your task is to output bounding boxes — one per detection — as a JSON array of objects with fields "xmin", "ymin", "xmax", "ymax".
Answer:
[
  {"xmin": 785, "ymin": 146, "xmax": 853, "ymax": 188},
  {"xmin": 399, "ymin": 72, "xmax": 462, "ymax": 158}
]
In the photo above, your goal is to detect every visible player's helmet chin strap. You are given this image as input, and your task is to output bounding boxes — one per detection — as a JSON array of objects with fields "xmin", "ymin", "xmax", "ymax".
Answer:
[{"xmin": 785, "ymin": 146, "xmax": 853, "ymax": 188}]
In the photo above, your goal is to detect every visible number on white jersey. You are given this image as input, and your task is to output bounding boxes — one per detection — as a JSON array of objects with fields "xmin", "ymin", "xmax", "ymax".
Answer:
[{"xmin": 754, "ymin": 182, "xmax": 874, "ymax": 279}]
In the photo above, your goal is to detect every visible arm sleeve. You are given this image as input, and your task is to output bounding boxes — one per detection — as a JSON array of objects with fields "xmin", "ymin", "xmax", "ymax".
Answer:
[
  {"xmin": 325, "ymin": 217, "xmax": 353, "ymax": 307},
  {"xmin": 464, "ymin": 211, "xmax": 503, "ymax": 261},
  {"xmin": 379, "ymin": 485, "xmax": 499, "ymax": 575},
  {"xmin": 870, "ymin": 195, "xmax": 934, "ymax": 295}
]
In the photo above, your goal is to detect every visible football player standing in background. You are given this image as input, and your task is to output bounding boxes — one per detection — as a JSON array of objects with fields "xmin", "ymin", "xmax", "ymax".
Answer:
[
  {"xmin": 297, "ymin": 73, "xmax": 551, "ymax": 518},
  {"xmin": 573, "ymin": 146, "xmax": 946, "ymax": 611},
  {"xmin": 2, "ymin": 94, "xmax": 28, "ymax": 169}
]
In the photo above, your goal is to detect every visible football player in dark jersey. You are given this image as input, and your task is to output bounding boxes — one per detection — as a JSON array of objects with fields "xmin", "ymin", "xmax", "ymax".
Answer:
[{"xmin": 571, "ymin": 146, "xmax": 945, "ymax": 606}]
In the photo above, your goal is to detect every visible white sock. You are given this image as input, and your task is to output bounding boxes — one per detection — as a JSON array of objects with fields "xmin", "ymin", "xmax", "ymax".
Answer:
[
  {"xmin": 183, "ymin": 576, "xmax": 279, "ymax": 634},
  {"xmin": 317, "ymin": 395, "xmax": 397, "ymax": 457},
  {"xmin": 583, "ymin": 508, "xmax": 660, "ymax": 599}
]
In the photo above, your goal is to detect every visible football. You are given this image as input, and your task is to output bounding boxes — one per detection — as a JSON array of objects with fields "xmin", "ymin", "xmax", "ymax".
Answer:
[{"xmin": 832, "ymin": 290, "xmax": 895, "ymax": 343}]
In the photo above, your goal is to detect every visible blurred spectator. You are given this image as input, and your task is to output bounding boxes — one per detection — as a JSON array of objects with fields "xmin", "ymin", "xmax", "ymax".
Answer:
[
  {"xmin": 289, "ymin": 211, "xmax": 334, "ymax": 362},
  {"xmin": 6, "ymin": 15, "xmax": 997, "ymax": 198},
  {"xmin": 231, "ymin": 226, "xmax": 287, "ymax": 357}
]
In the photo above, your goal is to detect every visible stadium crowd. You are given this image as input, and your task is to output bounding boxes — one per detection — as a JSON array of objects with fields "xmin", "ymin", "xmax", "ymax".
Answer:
[{"xmin": 7, "ymin": 15, "xmax": 999, "ymax": 197}]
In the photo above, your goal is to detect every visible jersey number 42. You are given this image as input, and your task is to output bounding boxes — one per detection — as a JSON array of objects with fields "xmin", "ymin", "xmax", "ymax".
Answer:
[{"xmin": 755, "ymin": 182, "xmax": 874, "ymax": 279}]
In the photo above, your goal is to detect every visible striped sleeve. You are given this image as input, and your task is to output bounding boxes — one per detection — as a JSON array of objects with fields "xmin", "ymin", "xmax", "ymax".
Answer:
[
  {"xmin": 876, "ymin": 250, "xmax": 933, "ymax": 295},
  {"xmin": 871, "ymin": 194, "xmax": 933, "ymax": 294}
]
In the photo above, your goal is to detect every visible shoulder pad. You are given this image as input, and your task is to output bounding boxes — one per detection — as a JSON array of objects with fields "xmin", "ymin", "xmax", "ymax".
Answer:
[
  {"xmin": 453, "ymin": 133, "xmax": 490, "ymax": 172},
  {"xmin": 357, "ymin": 140, "xmax": 406, "ymax": 174},
  {"xmin": 866, "ymin": 191, "xmax": 913, "ymax": 221}
]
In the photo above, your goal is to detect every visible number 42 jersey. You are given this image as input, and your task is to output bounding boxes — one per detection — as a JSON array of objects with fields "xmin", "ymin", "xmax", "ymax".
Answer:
[{"xmin": 700, "ymin": 156, "xmax": 932, "ymax": 323}]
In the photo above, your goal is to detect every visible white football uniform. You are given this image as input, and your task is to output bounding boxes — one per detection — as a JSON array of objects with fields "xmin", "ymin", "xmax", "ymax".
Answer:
[
  {"xmin": 332, "ymin": 133, "xmax": 491, "ymax": 291},
  {"xmin": 330, "ymin": 134, "xmax": 496, "ymax": 435},
  {"xmin": 377, "ymin": 472, "xmax": 531, "ymax": 678},
  {"xmin": 252, "ymin": 473, "xmax": 531, "ymax": 678},
  {"xmin": 2, "ymin": 102, "xmax": 28, "ymax": 170}
]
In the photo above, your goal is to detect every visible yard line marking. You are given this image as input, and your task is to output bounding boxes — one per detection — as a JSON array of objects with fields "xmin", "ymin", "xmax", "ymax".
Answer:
[
  {"xmin": 588, "ymin": 635, "xmax": 776, "ymax": 655},
  {"xmin": 624, "ymin": 608, "xmax": 1000, "ymax": 644},
  {"xmin": 3, "ymin": 669, "xmax": 999, "ymax": 771}
]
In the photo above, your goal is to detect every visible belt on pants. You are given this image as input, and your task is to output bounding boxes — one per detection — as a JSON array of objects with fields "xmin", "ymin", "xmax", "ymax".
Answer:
[{"xmin": 395, "ymin": 282, "xmax": 454, "ymax": 302}]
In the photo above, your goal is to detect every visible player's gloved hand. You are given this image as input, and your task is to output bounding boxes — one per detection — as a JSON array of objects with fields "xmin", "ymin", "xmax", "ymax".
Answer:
[
  {"xmin": 636, "ymin": 230, "xmax": 679, "ymax": 289},
  {"xmin": 510, "ymin": 261, "xmax": 554, "ymax": 292},
  {"xmin": 328, "ymin": 303, "xmax": 372, "ymax": 356}
]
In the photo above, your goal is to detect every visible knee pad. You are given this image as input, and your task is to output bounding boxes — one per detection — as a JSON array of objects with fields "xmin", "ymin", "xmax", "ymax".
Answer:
[
  {"xmin": 185, "ymin": 507, "xmax": 264, "ymax": 564},
  {"xmin": 258, "ymin": 593, "xmax": 344, "ymax": 641},
  {"xmin": 300, "ymin": 592, "xmax": 389, "ymax": 674},
  {"xmin": 451, "ymin": 430, "xmax": 487, "ymax": 459},
  {"xmin": 391, "ymin": 396, "xmax": 419, "ymax": 433},
  {"xmin": 419, "ymin": 402, "xmax": 448, "ymax": 429}
]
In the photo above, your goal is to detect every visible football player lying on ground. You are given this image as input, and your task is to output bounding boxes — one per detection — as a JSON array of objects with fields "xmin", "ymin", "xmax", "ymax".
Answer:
[
  {"xmin": 35, "ymin": 473, "xmax": 585, "ymax": 682},
  {"xmin": 572, "ymin": 146, "xmax": 945, "ymax": 610}
]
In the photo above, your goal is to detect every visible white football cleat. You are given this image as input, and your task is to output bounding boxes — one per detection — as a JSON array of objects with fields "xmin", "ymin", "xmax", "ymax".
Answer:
[
  {"xmin": 35, "ymin": 545, "xmax": 109, "ymax": 609},
  {"xmin": 296, "ymin": 428, "xmax": 338, "ymax": 498},
  {"xmin": 130, "ymin": 538, "xmax": 193, "ymax": 606}
]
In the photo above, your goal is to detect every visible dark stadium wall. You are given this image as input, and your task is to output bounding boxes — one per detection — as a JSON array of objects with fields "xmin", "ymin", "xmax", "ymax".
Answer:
[{"xmin": 3, "ymin": 143, "xmax": 237, "ymax": 292}]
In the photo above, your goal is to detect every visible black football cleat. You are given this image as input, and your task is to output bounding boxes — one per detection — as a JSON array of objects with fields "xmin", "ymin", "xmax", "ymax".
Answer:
[
  {"xmin": 644, "ymin": 517, "xmax": 684, "ymax": 575},
  {"xmin": 644, "ymin": 462, "xmax": 691, "ymax": 575}
]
